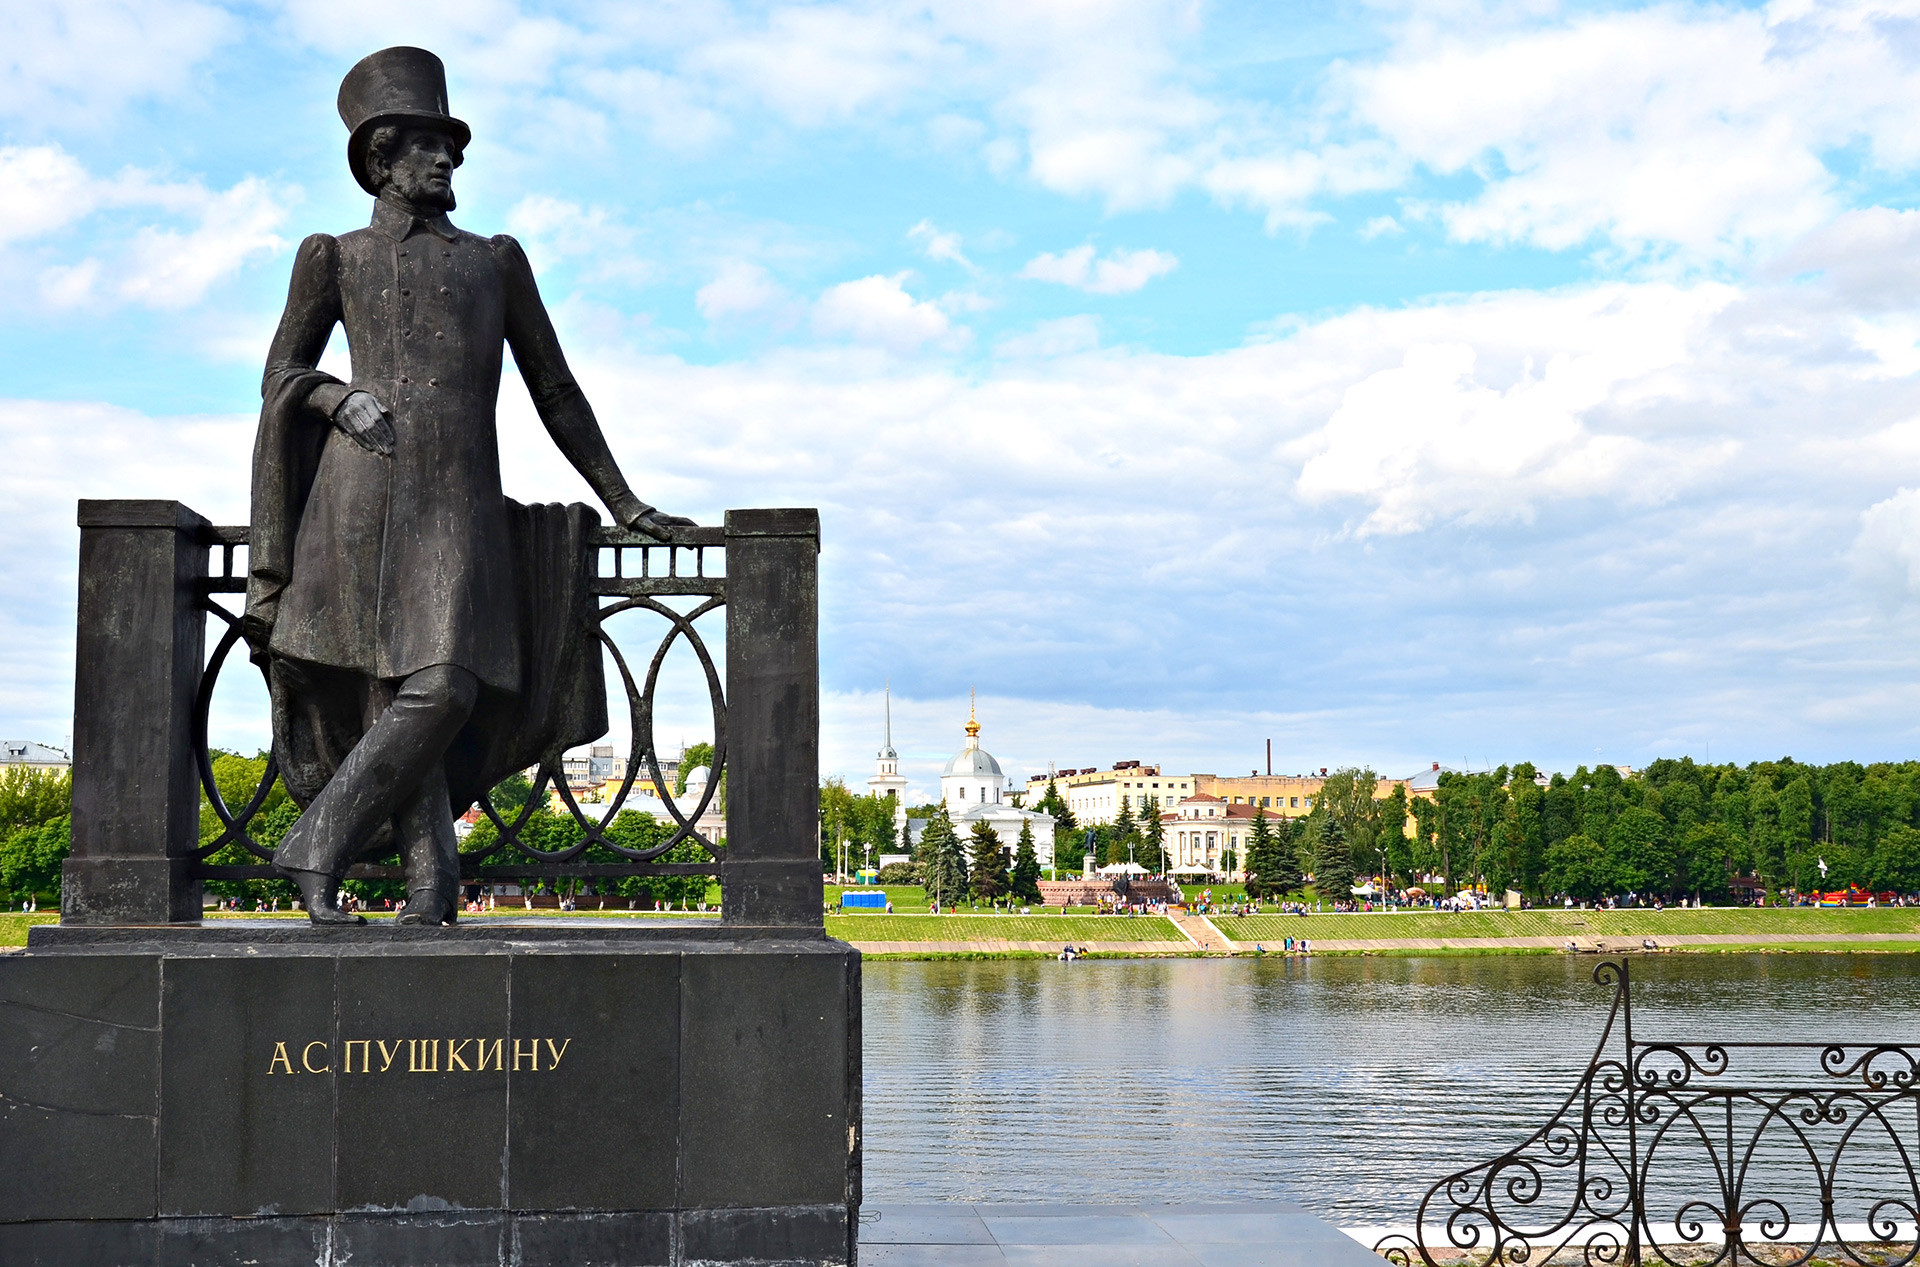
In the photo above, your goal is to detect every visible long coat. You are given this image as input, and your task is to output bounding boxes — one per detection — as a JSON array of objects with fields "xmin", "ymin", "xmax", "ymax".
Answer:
[
  {"xmin": 249, "ymin": 195, "xmax": 643, "ymax": 691},
  {"xmin": 245, "ymin": 196, "xmax": 634, "ymax": 814}
]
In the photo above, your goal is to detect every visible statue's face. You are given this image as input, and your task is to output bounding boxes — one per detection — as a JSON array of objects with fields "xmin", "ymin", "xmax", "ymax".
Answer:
[{"xmin": 379, "ymin": 127, "xmax": 460, "ymax": 211}]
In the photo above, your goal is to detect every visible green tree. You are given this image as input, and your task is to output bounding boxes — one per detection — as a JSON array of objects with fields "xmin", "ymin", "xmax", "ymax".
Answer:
[
  {"xmin": 1606, "ymin": 806, "xmax": 1674, "ymax": 898},
  {"xmin": 675, "ymin": 741, "xmax": 715, "ymax": 795},
  {"xmin": 1544, "ymin": 833, "xmax": 1609, "ymax": 901},
  {"xmin": 1137, "ymin": 798, "xmax": 1167, "ymax": 872},
  {"xmin": 1011, "ymin": 820, "xmax": 1043, "ymax": 903},
  {"xmin": 0, "ymin": 815, "xmax": 70, "ymax": 902},
  {"xmin": 1312, "ymin": 815, "xmax": 1354, "ymax": 902},
  {"xmin": 487, "ymin": 771, "xmax": 534, "ymax": 811},
  {"xmin": 967, "ymin": 821, "xmax": 1009, "ymax": 902},
  {"xmin": 1243, "ymin": 809, "xmax": 1280, "ymax": 898},
  {"xmin": 0, "ymin": 766, "xmax": 70, "ymax": 834},
  {"xmin": 1778, "ymin": 775, "xmax": 1816, "ymax": 891},
  {"xmin": 1871, "ymin": 824, "xmax": 1920, "ymax": 894},
  {"xmin": 916, "ymin": 806, "xmax": 967, "ymax": 907}
]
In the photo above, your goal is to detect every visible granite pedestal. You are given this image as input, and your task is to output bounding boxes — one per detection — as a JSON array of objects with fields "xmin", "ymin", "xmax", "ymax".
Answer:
[{"xmin": 0, "ymin": 919, "xmax": 861, "ymax": 1267}]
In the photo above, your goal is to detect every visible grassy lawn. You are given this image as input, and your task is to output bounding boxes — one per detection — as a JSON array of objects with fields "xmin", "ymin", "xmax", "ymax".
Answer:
[
  {"xmin": 0, "ymin": 913, "xmax": 58, "ymax": 947},
  {"xmin": 826, "ymin": 914, "xmax": 1188, "ymax": 942},
  {"xmin": 1224, "ymin": 906, "xmax": 1920, "ymax": 942}
]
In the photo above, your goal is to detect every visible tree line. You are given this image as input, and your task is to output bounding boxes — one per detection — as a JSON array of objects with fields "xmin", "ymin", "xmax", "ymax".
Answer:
[{"xmin": 1400, "ymin": 758, "xmax": 1920, "ymax": 902}]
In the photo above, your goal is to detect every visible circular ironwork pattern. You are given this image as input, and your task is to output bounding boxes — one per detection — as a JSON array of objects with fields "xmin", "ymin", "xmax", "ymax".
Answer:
[
  {"xmin": 190, "ymin": 604, "xmax": 280, "ymax": 863},
  {"xmin": 187, "ymin": 551, "xmax": 729, "ymax": 884},
  {"xmin": 469, "ymin": 594, "xmax": 727, "ymax": 865}
]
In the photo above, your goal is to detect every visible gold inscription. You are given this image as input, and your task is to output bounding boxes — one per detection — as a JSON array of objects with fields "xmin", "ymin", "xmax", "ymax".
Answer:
[{"xmin": 265, "ymin": 1038, "xmax": 572, "ymax": 1074}]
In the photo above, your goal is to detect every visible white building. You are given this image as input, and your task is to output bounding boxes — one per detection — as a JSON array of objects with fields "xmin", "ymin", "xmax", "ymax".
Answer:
[
  {"xmin": 1165, "ymin": 793, "xmax": 1262, "ymax": 879},
  {"xmin": 1024, "ymin": 763, "xmax": 1195, "ymax": 825},
  {"xmin": 0, "ymin": 741, "xmax": 69, "ymax": 772},
  {"xmin": 904, "ymin": 703, "xmax": 1057, "ymax": 866}
]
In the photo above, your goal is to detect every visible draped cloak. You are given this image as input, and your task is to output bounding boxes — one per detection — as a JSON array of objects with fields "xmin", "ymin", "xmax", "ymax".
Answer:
[{"xmin": 243, "ymin": 204, "xmax": 634, "ymax": 825}]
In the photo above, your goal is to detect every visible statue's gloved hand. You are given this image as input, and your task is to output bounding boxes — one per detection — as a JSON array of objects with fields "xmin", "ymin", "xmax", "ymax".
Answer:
[
  {"xmin": 618, "ymin": 499, "xmax": 697, "ymax": 541},
  {"xmin": 332, "ymin": 390, "xmax": 394, "ymax": 456}
]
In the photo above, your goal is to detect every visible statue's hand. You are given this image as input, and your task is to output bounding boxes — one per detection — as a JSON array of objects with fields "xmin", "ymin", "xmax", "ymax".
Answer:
[
  {"xmin": 623, "ymin": 505, "xmax": 698, "ymax": 541},
  {"xmin": 332, "ymin": 390, "xmax": 394, "ymax": 456}
]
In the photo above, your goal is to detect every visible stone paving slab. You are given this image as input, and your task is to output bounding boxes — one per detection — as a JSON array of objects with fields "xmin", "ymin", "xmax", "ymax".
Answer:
[{"xmin": 858, "ymin": 1202, "xmax": 1382, "ymax": 1266}]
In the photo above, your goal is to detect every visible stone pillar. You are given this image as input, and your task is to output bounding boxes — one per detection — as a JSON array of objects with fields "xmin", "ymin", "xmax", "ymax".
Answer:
[
  {"xmin": 62, "ymin": 500, "xmax": 209, "ymax": 924},
  {"xmin": 721, "ymin": 508, "xmax": 822, "ymax": 926}
]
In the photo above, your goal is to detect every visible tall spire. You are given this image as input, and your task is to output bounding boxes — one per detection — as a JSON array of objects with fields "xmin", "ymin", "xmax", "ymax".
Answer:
[
  {"xmin": 964, "ymin": 688, "xmax": 980, "ymax": 746},
  {"xmin": 878, "ymin": 679, "xmax": 897, "ymax": 761}
]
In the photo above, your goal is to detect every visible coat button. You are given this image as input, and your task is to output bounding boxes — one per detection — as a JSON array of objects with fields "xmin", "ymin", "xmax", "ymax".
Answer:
[
  {"xmin": 401, "ymin": 288, "xmax": 410, "ymax": 296},
  {"xmin": 435, "ymin": 331, "xmax": 444, "ymax": 339},
  {"xmin": 400, "ymin": 375, "xmax": 409, "ymax": 383},
  {"xmin": 428, "ymin": 378, "xmax": 440, "ymax": 387},
  {"xmin": 440, "ymin": 287, "xmax": 450, "ymax": 295}
]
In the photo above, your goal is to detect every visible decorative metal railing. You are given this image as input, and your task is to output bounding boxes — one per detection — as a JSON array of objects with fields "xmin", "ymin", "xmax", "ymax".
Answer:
[
  {"xmin": 1375, "ymin": 959, "xmax": 1920, "ymax": 1267},
  {"xmin": 189, "ymin": 522, "xmax": 730, "ymax": 891}
]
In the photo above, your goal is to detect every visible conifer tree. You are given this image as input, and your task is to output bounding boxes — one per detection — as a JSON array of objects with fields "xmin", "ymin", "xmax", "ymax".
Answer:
[
  {"xmin": 968, "ymin": 821, "xmax": 1009, "ymax": 902},
  {"xmin": 916, "ymin": 805, "xmax": 967, "ymax": 907},
  {"xmin": 1314, "ymin": 814, "xmax": 1355, "ymax": 904},
  {"xmin": 1011, "ymin": 820, "xmax": 1043, "ymax": 903},
  {"xmin": 1245, "ymin": 808, "xmax": 1278, "ymax": 898},
  {"xmin": 1138, "ymin": 797, "xmax": 1167, "ymax": 872}
]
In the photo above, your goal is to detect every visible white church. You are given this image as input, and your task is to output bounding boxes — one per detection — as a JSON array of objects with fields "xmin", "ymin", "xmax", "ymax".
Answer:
[{"xmin": 876, "ymin": 693, "xmax": 1056, "ymax": 867}]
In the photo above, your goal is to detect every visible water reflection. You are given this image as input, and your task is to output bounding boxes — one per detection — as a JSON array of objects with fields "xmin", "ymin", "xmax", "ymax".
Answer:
[{"xmin": 862, "ymin": 954, "xmax": 1920, "ymax": 1224}]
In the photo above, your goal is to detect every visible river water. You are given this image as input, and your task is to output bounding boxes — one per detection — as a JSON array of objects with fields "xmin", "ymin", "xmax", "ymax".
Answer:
[{"xmin": 861, "ymin": 954, "xmax": 1920, "ymax": 1226}]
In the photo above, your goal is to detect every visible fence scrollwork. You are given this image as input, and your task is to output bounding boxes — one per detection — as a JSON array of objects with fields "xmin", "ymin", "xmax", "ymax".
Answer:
[{"xmin": 1375, "ymin": 959, "xmax": 1920, "ymax": 1267}]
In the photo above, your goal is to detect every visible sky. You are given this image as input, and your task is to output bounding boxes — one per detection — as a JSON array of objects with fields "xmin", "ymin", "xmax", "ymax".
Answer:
[{"xmin": 11, "ymin": 0, "xmax": 1920, "ymax": 800}]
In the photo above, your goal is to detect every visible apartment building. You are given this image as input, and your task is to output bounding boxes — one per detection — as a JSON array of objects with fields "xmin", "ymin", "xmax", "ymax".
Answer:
[{"xmin": 1023, "ymin": 762, "xmax": 1195, "ymax": 825}]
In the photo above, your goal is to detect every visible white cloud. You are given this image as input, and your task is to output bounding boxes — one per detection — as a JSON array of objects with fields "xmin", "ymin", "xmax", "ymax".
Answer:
[
  {"xmin": 1345, "ymin": 1, "xmax": 1920, "ymax": 261},
  {"xmin": 907, "ymin": 219, "xmax": 975, "ymax": 273},
  {"xmin": 0, "ymin": 145, "xmax": 290, "ymax": 310},
  {"xmin": 0, "ymin": 0, "xmax": 236, "ymax": 125},
  {"xmin": 696, "ymin": 260, "xmax": 795, "ymax": 325},
  {"xmin": 1294, "ymin": 282, "xmax": 1741, "ymax": 534},
  {"xmin": 1020, "ymin": 244, "xmax": 1178, "ymax": 295},
  {"xmin": 811, "ymin": 273, "xmax": 960, "ymax": 352},
  {"xmin": 1853, "ymin": 487, "xmax": 1920, "ymax": 601}
]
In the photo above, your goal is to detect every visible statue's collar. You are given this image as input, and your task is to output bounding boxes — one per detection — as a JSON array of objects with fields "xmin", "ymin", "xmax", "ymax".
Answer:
[{"xmin": 370, "ymin": 195, "xmax": 458, "ymax": 243}]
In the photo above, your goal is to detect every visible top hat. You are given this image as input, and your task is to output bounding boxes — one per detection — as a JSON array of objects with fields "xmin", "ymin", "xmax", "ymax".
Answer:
[{"xmin": 337, "ymin": 47, "xmax": 471, "ymax": 196}]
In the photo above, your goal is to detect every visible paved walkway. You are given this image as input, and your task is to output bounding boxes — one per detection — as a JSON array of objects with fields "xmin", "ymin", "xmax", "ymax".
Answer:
[
  {"xmin": 858, "ymin": 1202, "xmax": 1382, "ymax": 1266},
  {"xmin": 1167, "ymin": 910, "xmax": 1230, "ymax": 951},
  {"xmin": 849, "ymin": 941, "xmax": 1192, "ymax": 955}
]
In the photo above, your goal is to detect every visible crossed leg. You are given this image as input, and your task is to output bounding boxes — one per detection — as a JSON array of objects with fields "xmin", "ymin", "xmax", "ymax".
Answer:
[{"xmin": 274, "ymin": 663, "xmax": 479, "ymax": 925}]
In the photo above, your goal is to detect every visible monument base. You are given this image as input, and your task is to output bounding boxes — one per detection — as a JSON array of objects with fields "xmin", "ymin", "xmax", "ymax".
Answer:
[{"xmin": 0, "ymin": 920, "xmax": 860, "ymax": 1267}]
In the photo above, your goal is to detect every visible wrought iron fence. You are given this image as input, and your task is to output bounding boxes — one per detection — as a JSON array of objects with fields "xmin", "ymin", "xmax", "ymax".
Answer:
[
  {"xmin": 188, "ymin": 522, "xmax": 730, "ymax": 893},
  {"xmin": 1374, "ymin": 958, "xmax": 1920, "ymax": 1267}
]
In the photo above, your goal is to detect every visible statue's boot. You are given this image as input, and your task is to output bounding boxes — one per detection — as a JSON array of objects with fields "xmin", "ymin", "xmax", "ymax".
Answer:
[
  {"xmin": 393, "ymin": 766, "xmax": 461, "ymax": 927},
  {"xmin": 286, "ymin": 868, "xmax": 366, "ymax": 926},
  {"xmin": 395, "ymin": 889, "xmax": 455, "ymax": 926}
]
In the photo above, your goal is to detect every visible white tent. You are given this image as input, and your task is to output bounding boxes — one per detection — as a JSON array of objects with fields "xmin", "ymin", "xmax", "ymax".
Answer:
[
  {"xmin": 1097, "ymin": 862, "xmax": 1149, "ymax": 876},
  {"xmin": 1350, "ymin": 882, "xmax": 1377, "ymax": 896}
]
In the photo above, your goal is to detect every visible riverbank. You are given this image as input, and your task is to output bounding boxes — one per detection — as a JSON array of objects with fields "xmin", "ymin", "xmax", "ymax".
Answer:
[
  {"xmin": 7, "ymin": 906, "xmax": 1919, "ymax": 958},
  {"xmin": 826, "ymin": 906, "xmax": 1920, "ymax": 958}
]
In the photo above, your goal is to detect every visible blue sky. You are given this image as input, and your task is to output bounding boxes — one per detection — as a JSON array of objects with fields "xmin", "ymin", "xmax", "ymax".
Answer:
[{"xmin": 10, "ymin": 0, "xmax": 1920, "ymax": 799}]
